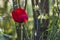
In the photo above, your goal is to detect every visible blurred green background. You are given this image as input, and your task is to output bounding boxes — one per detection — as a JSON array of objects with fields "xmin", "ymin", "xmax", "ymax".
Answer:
[{"xmin": 0, "ymin": 0, "xmax": 60, "ymax": 40}]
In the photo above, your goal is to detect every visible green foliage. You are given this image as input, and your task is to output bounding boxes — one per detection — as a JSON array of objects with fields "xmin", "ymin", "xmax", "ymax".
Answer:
[{"xmin": 0, "ymin": 0, "xmax": 60, "ymax": 40}]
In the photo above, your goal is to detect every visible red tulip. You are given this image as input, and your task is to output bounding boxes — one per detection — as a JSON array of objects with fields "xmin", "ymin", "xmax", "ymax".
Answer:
[{"xmin": 12, "ymin": 8, "xmax": 28, "ymax": 23}]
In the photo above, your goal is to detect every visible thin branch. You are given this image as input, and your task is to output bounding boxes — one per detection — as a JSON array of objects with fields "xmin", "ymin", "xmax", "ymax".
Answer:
[
  {"xmin": 12, "ymin": 0, "xmax": 17, "ymax": 10},
  {"xmin": 18, "ymin": 0, "xmax": 20, "ymax": 7},
  {"xmin": 24, "ymin": 0, "xmax": 27, "ymax": 10}
]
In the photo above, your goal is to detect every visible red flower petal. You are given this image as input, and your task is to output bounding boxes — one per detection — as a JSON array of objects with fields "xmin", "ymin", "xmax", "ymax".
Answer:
[{"xmin": 12, "ymin": 8, "xmax": 28, "ymax": 23}]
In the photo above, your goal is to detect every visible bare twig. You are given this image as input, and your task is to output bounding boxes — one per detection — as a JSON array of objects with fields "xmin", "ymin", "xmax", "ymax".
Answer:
[{"xmin": 24, "ymin": 0, "xmax": 27, "ymax": 9}]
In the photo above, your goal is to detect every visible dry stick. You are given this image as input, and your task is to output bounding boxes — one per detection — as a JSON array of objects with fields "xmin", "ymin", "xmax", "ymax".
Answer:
[
  {"xmin": 13, "ymin": 0, "xmax": 17, "ymax": 10},
  {"xmin": 18, "ymin": 0, "xmax": 20, "ymax": 7},
  {"xmin": 23, "ymin": 25, "xmax": 25, "ymax": 40},
  {"xmin": 24, "ymin": 0, "xmax": 27, "ymax": 10},
  {"xmin": 12, "ymin": 0, "xmax": 21, "ymax": 40},
  {"xmin": 31, "ymin": 0, "xmax": 39, "ymax": 40},
  {"xmin": 36, "ymin": 0, "xmax": 41, "ymax": 40},
  {"xmin": 16, "ymin": 24, "xmax": 21, "ymax": 40}
]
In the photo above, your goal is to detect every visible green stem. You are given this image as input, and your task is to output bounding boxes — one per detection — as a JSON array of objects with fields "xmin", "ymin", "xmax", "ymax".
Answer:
[{"xmin": 16, "ymin": 24, "xmax": 21, "ymax": 40}]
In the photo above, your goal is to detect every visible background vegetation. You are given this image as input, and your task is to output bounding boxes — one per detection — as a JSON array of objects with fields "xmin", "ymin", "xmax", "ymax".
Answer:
[{"xmin": 0, "ymin": 0, "xmax": 60, "ymax": 40}]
